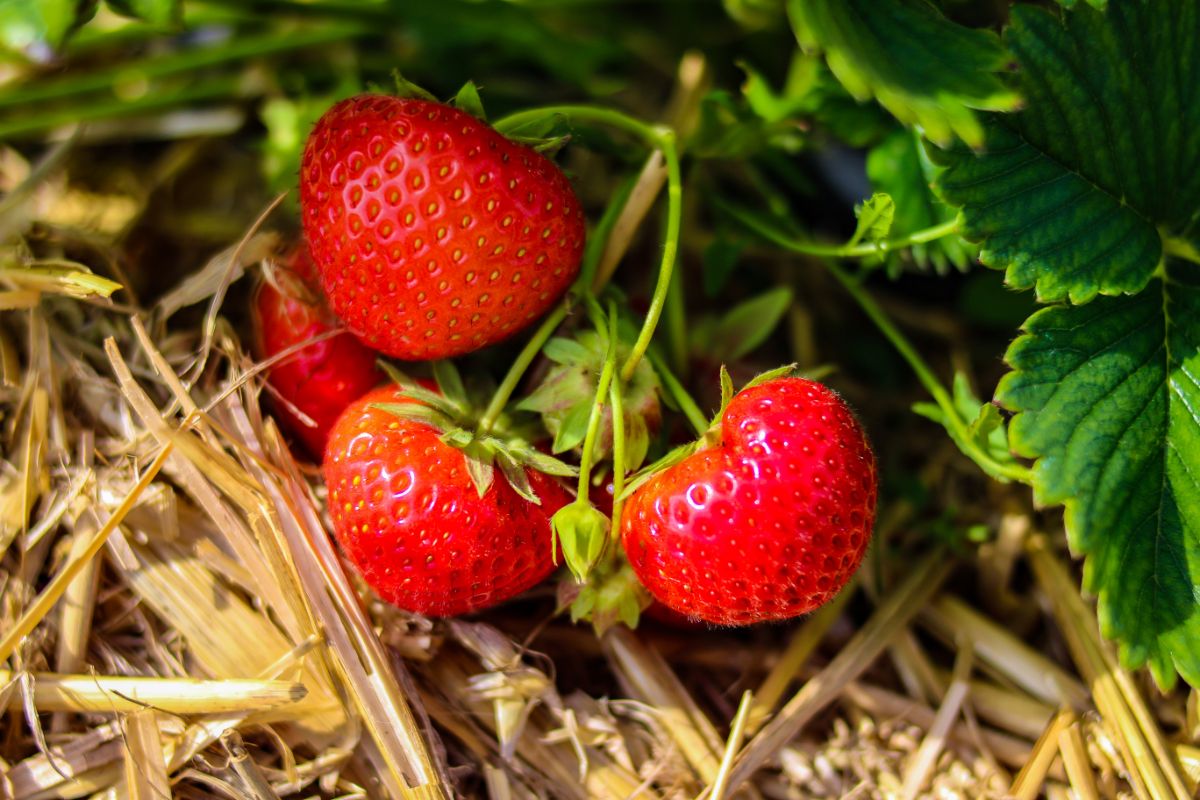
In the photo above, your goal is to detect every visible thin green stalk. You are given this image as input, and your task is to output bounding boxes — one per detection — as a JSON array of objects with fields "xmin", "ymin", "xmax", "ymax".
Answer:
[
  {"xmin": 476, "ymin": 303, "xmax": 569, "ymax": 434},
  {"xmin": 825, "ymin": 262, "xmax": 1032, "ymax": 484},
  {"xmin": 718, "ymin": 196, "xmax": 961, "ymax": 259},
  {"xmin": 649, "ymin": 351, "xmax": 709, "ymax": 436},
  {"xmin": 576, "ymin": 308, "xmax": 621, "ymax": 497},
  {"xmin": 621, "ymin": 130, "xmax": 681, "ymax": 382},
  {"xmin": 608, "ymin": 378, "xmax": 627, "ymax": 536},
  {"xmin": 664, "ymin": 249, "xmax": 688, "ymax": 376}
]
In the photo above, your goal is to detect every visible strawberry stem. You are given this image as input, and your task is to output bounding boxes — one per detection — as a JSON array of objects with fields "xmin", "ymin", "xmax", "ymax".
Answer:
[
  {"xmin": 608, "ymin": 376, "xmax": 627, "ymax": 535},
  {"xmin": 620, "ymin": 128, "xmax": 681, "ymax": 383},
  {"xmin": 648, "ymin": 350, "xmax": 709, "ymax": 436},
  {"xmin": 575, "ymin": 301, "xmax": 621, "ymax": 498}
]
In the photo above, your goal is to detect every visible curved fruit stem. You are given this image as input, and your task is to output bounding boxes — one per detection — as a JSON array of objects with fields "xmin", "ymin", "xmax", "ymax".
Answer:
[
  {"xmin": 608, "ymin": 376, "xmax": 627, "ymax": 535},
  {"xmin": 620, "ymin": 128, "xmax": 681, "ymax": 382}
]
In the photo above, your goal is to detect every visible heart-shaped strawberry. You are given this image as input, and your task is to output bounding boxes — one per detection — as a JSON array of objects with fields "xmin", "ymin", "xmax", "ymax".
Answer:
[
  {"xmin": 621, "ymin": 377, "xmax": 877, "ymax": 626},
  {"xmin": 300, "ymin": 95, "xmax": 585, "ymax": 361}
]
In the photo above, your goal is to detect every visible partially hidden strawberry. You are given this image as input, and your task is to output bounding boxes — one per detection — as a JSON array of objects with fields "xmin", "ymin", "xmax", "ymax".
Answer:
[
  {"xmin": 621, "ymin": 376, "xmax": 877, "ymax": 626},
  {"xmin": 300, "ymin": 94, "xmax": 586, "ymax": 361},
  {"xmin": 324, "ymin": 384, "xmax": 573, "ymax": 616},
  {"xmin": 253, "ymin": 244, "xmax": 383, "ymax": 458}
]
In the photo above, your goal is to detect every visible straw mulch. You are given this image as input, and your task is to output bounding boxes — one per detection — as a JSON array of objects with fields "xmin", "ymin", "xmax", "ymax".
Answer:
[{"xmin": 1, "ymin": 133, "xmax": 1198, "ymax": 800}]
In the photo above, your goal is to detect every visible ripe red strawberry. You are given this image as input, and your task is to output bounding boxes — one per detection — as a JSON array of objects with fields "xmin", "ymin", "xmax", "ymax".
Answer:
[
  {"xmin": 324, "ymin": 385, "xmax": 572, "ymax": 616},
  {"xmin": 253, "ymin": 244, "xmax": 383, "ymax": 458},
  {"xmin": 621, "ymin": 377, "xmax": 876, "ymax": 626},
  {"xmin": 300, "ymin": 94, "xmax": 586, "ymax": 361}
]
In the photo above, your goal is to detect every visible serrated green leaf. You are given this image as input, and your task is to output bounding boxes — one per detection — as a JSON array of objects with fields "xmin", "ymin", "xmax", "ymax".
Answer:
[
  {"xmin": 997, "ymin": 267, "xmax": 1200, "ymax": 689},
  {"xmin": 453, "ymin": 80, "xmax": 486, "ymax": 120},
  {"xmin": 0, "ymin": 0, "xmax": 93, "ymax": 59},
  {"xmin": 709, "ymin": 287, "xmax": 794, "ymax": 362},
  {"xmin": 105, "ymin": 0, "xmax": 180, "ymax": 25},
  {"xmin": 851, "ymin": 193, "xmax": 895, "ymax": 247},
  {"xmin": 935, "ymin": 1, "xmax": 1199, "ymax": 304},
  {"xmin": 787, "ymin": 0, "xmax": 1019, "ymax": 147},
  {"xmin": 867, "ymin": 128, "xmax": 974, "ymax": 275}
]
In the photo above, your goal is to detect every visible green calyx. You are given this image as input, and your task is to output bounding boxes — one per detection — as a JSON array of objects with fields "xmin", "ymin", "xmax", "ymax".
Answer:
[
  {"xmin": 551, "ymin": 502, "xmax": 611, "ymax": 582},
  {"xmin": 372, "ymin": 361, "xmax": 576, "ymax": 505},
  {"xmin": 518, "ymin": 325, "xmax": 661, "ymax": 471},
  {"xmin": 562, "ymin": 559, "xmax": 650, "ymax": 636}
]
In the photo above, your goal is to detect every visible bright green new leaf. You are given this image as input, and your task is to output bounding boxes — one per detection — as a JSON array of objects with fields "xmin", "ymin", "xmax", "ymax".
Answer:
[
  {"xmin": 867, "ymin": 129, "xmax": 974, "ymax": 276},
  {"xmin": 453, "ymin": 80, "xmax": 486, "ymax": 120},
  {"xmin": 786, "ymin": 0, "xmax": 1019, "ymax": 147},
  {"xmin": 936, "ymin": 1, "xmax": 1200, "ymax": 304},
  {"xmin": 912, "ymin": 371, "xmax": 1019, "ymax": 483},
  {"xmin": 997, "ymin": 267, "xmax": 1200, "ymax": 689},
  {"xmin": 851, "ymin": 193, "xmax": 895, "ymax": 247}
]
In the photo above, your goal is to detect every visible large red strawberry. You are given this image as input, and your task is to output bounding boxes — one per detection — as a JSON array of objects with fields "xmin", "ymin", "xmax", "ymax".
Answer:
[
  {"xmin": 621, "ymin": 377, "xmax": 876, "ymax": 626},
  {"xmin": 300, "ymin": 94, "xmax": 586, "ymax": 361},
  {"xmin": 324, "ymin": 384, "xmax": 573, "ymax": 616},
  {"xmin": 253, "ymin": 244, "xmax": 383, "ymax": 457}
]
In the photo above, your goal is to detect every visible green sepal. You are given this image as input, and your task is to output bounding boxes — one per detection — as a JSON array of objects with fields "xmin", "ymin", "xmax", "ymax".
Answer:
[
  {"xmin": 541, "ymin": 337, "xmax": 591, "ymax": 366},
  {"xmin": 618, "ymin": 440, "xmax": 702, "ymax": 502},
  {"xmin": 741, "ymin": 363, "xmax": 798, "ymax": 392},
  {"xmin": 718, "ymin": 366, "xmax": 735, "ymax": 416},
  {"xmin": 461, "ymin": 441, "xmax": 497, "ymax": 498},
  {"xmin": 552, "ymin": 502, "xmax": 611, "ymax": 582},
  {"xmin": 496, "ymin": 451, "xmax": 538, "ymax": 505},
  {"xmin": 453, "ymin": 81, "xmax": 486, "ymax": 120},
  {"xmin": 431, "ymin": 360, "xmax": 469, "ymax": 410},
  {"xmin": 507, "ymin": 442, "xmax": 579, "ymax": 478},
  {"xmin": 563, "ymin": 561, "xmax": 650, "ymax": 635},
  {"xmin": 550, "ymin": 403, "xmax": 591, "ymax": 454},
  {"xmin": 371, "ymin": 403, "xmax": 447, "ymax": 428},
  {"xmin": 390, "ymin": 70, "xmax": 438, "ymax": 102}
]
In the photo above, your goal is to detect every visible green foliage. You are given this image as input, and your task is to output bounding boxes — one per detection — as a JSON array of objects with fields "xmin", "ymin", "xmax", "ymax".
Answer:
[
  {"xmin": 787, "ymin": 0, "xmax": 1019, "ymax": 147},
  {"xmin": 997, "ymin": 269, "xmax": 1200, "ymax": 689},
  {"xmin": 867, "ymin": 129, "xmax": 973, "ymax": 275},
  {"xmin": 935, "ymin": 1, "xmax": 1200, "ymax": 304},
  {"xmin": 851, "ymin": 193, "xmax": 895, "ymax": 248},
  {"xmin": 0, "ymin": 0, "xmax": 92, "ymax": 60},
  {"xmin": 932, "ymin": 0, "xmax": 1200, "ymax": 688},
  {"xmin": 105, "ymin": 0, "xmax": 180, "ymax": 25}
]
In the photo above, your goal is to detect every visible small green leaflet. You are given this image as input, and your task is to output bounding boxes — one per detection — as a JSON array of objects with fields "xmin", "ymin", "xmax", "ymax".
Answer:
[
  {"xmin": 912, "ymin": 372, "xmax": 1019, "ymax": 483},
  {"xmin": 935, "ymin": 1, "xmax": 1200, "ymax": 304},
  {"xmin": 786, "ymin": 0, "xmax": 1019, "ymax": 147},
  {"xmin": 850, "ymin": 193, "xmax": 894, "ymax": 249},
  {"xmin": 867, "ymin": 129, "xmax": 973, "ymax": 276},
  {"xmin": 998, "ymin": 267, "xmax": 1200, "ymax": 689},
  {"xmin": 453, "ymin": 80, "xmax": 486, "ymax": 120}
]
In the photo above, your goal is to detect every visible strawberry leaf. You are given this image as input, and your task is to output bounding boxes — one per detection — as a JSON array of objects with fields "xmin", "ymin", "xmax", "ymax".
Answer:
[
  {"xmin": 997, "ymin": 267, "xmax": 1200, "ymax": 689},
  {"xmin": 787, "ymin": 0, "xmax": 1019, "ymax": 147},
  {"xmin": 934, "ymin": 1, "xmax": 1200, "ymax": 304}
]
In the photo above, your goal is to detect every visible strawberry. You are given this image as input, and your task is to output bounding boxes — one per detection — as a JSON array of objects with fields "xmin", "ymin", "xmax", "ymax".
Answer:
[
  {"xmin": 323, "ymin": 384, "xmax": 573, "ymax": 616},
  {"xmin": 253, "ymin": 244, "xmax": 383, "ymax": 457},
  {"xmin": 621, "ymin": 376, "xmax": 876, "ymax": 626},
  {"xmin": 300, "ymin": 94, "xmax": 586, "ymax": 361}
]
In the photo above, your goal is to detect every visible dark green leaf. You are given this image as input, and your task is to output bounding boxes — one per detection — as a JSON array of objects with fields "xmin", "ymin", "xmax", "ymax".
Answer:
[
  {"xmin": 935, "ymin": 1, "xmax": 1200, "ymax": 304},
  {"xmin": 867, "ymin": 128, "xmax": 974, "ymax": 275},
  {"xmin": 997, "ymin": 267, "xmax": 1200, "ymax": 688},
  {"xmin": 787, "ymin": 0, "xmax": 1019, "ymax": 147},
  {"xmin": 702, "ymin": 236, "xmax": 745, "ymax": 297},
  {"xmin": 709, "ymin": 287, "xmax": 794, "ymax": 362}
]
